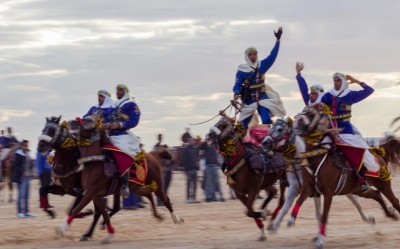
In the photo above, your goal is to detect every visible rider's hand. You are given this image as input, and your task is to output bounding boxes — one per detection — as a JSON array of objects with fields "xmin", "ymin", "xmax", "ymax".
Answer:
[
  {"xmin": 110, "ymin": 122, "xmax": 121, "ymax": 130},
  {"xmin": 346, "ymin": 75, "xmax": 361, "ymax": 84},
  {"xmin": 274, "ymin": 27, "xmax": 283, "ymax": 41},
  {"xmin": 296, "ymin": 62, "xmax": 304, "ymax": 75},
  {"xmin": 234, "ymin": 93, "xmax": 240, "ymax": 100}
]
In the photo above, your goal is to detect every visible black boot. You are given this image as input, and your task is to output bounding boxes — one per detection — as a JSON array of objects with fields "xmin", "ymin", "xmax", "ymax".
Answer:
[
  {"xmin": 121, "ymin": 172, "xmax": 130, "ymax": 198},
  {"xmin": 73, "ymin": 188, "xmax": 85, "ymax": 195},
  {"xmin": 358, "ymin": 166, "xmax": 371, "ymax": 194}
]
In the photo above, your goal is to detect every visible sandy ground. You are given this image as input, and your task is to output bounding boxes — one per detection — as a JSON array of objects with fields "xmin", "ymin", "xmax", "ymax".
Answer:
[{"xmin": 1, "ymin": 172, "xmax": 400, "ymax": 249}]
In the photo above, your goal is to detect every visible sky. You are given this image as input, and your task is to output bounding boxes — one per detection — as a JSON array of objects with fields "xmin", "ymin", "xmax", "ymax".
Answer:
[{"xmin": 1, "ymin": 0, "xmax": 400, "ymax": 153}]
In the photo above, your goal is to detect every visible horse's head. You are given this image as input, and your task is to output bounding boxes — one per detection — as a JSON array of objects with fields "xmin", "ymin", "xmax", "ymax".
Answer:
[
  {"xmin": 38, "ymin": 116, "xmax": 62, "ymax": 153},
  {"xmin": 207, "ymin": 116, "xmax": 242, "ymax": 157},
  {"xmin": 262, "ymin": 117, "xmax": 291, "ymax": 150},
  {"xmin": 293, "ymin": 105, "xmax": 321, "ymax": 137}
]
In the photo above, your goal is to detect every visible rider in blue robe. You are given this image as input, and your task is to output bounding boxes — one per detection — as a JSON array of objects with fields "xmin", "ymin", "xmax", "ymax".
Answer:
[{"xmin": 83, "ymin": 89, "xmax": 114, "ymax": 124}]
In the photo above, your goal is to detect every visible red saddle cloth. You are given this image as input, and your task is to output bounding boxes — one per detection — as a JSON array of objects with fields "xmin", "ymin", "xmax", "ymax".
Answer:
[
  {"xmin": 335, "ymin": 143, "xmax": 379, "ymax": 177},
  {"xmin": 242, "ymin": 125, "xmax": 269, "ymax": 147},
  {"xmin": 102, "ymin": 144, "xmax": 148, "ymax": 185}
]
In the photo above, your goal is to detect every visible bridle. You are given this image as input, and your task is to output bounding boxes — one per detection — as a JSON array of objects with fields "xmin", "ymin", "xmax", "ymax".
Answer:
[{"xmin": 267, "ymin": 119, "xmax": 290, "ymax": 148}]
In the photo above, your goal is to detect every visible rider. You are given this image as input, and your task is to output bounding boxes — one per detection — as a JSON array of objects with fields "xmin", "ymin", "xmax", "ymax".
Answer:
[
  {"xmin": 83, "ymin": 89, "xmax": 114, "ymax": 123},
  {"xmin": 108, "ymin": 84, "xmax": 141, "ymax": 198},
  {"xmin": 295, "ymin": 62, "xmax": 325, "ymax": 106},
  {"xmin": 233, "ymin": 27, "xmax": 286, "ymax": 130},
  {"xmin": 320, "ymin": 73, "xmax": 376, "ymax": 193}
]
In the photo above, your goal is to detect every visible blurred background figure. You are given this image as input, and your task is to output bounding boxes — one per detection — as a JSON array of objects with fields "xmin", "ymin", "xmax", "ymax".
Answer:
[
  {"xmin": 12, "ymin": 140, "xmax": 35, "ymax": 218},
  {"xmin": 0, "ymin": 128, "xmax": 18, "ymax": 203},
  {"xmin": 200, "ymin": 134, "xmax": 224, "ymax": 202},
  {"xmin": 36, "ymin": 148, "xmax": 53, "ymax": 209},
  {"xmin": 153, "ymin": 134, "xmax": 174, "ymax": 206},
  {"xmin": 181, "ymin": 128, "xmax": 192, "ymax": 146},
  {"xmin": 183, "ymin": 138, "xmax": 200, "ymax": 203}
]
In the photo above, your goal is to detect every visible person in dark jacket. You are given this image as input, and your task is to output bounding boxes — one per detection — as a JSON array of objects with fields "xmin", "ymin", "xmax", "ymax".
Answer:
[
  {"xmin": 12, "ymin": 140, "xmax": 35, "ymax": 218},
  {"xmin": 200, "ymin": 138, "xmax": 225, "ymax": 202},
  {"xmin": 182, "ymin": 138, "xmax": 200, "ymax": 203},
  {"xmin": 36, "ymin": 149, "xmax": 53, "ymax": 208}
]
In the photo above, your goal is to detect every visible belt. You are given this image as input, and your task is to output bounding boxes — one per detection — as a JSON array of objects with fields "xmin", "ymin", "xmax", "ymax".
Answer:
[
  {"xmin": 249, "ymin": 83, "xmax": 266, "ymax": 89},
  {"xmin": 332, "ymin": 113, "xmax": 351, "ymax": 122}
]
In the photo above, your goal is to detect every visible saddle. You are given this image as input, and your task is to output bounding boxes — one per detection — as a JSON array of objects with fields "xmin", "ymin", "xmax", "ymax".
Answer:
[
  {"xmin": 102, "ymin": 149, "xmax": 120, "ymax": 179},
  {"xmin": 332, "ymin": 150, "xmax": 355, "ymax": 173},
  {"xmin": 244, "ymin": 144, "xmax": 286, "ymax": 175}
]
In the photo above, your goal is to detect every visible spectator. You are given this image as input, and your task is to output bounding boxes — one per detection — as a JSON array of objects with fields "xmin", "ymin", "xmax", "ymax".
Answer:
[
  {"xmin": 11, "ymin": 140, "xmax": 35, "ymax": 218},
  {"xmin": 153, "ymin": 134, "xmax": 174, "ymax": 206},
  {"xmin": 182, "ymin": 138, "xmax": 200, "ymax": 203},
  {"xmin": 0, "ymin": 130, "xmax": 6, "ymax": 148},
  {"xmin": 181, "ymin": 128, "xmax": 192, "ymax": 145},
  {"xmin": 36, "ymin": 149, "xmax": 53, "ymax": 208},
  {"xmin": 6, "ymin": 127, "xmax": 18, "ymax": 147},
  {"xmin": 200, "ymin": 137, "xmax": 224, "ymax": 202}
]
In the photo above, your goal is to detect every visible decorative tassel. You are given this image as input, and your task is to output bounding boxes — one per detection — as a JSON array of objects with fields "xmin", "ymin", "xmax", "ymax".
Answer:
[
  {"xmin": 144, "ymin": 180, "xmax": 158, "ymax": 192},
  {"xmin": 60, "ymin": 138, "xmax": 77, "ymax": 150},
  {"xmin": 304, "ymin": 131, "xmax": 323, "ymax": 144},
  {"xmin": 369, "ymin": 147, "xmax": 385, "ymax": 157},
  {"xmin": 379, "ymin": 165, "xmax": 392, "ymax": 181},
  {"xmin": 282, "ymin": 143, "xmax": 297, "ymax": 159},
  {"xmin": 219, "ymin": 139, "xmax": 237, "ymax": 157},
  {"xmin": 135, "ymin": 151, "xmax": 146, "ymax": 163}
]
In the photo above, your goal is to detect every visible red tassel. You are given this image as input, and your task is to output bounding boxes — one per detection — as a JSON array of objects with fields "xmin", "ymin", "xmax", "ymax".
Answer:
[
  {"xmin": 106, "ymin": 223, "xmax": 115, "ymax": 234},
  {"xmin": 67, "ymin": 215, "xmax": 74, "ymax": 225},
  {"xmin": 76, "ymin": 117, "xmax": 82, "ymax": 125},
  {"xmin": 291, "ymin": 203, "xmax": 301, "ymax": 218},
  {"xmin": 254, "ymin": 218, "xmax": 264, "ymax": 229}
]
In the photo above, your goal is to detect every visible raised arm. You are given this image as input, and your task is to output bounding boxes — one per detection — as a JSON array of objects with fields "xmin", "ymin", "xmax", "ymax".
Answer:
[
  {"xmin": 258, "ymin": 41, "xmax": 280, "ymax": 74},
  {"xmin": 295, "ymin": 62, "xmax": 309, "ymax": 105},
  {"xmin": 346, "ymin": 75, "xmax": 374, "ymax": 104}
]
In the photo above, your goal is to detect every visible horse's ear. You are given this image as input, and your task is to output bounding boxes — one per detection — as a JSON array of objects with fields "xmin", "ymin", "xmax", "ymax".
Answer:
[
  {"xmin": 46, "ymin": 117, "xmax": 49, "ymax": 123},
  {"xmin": 58, "ymin": 115, "xmax": 62, "ymax": 124}
]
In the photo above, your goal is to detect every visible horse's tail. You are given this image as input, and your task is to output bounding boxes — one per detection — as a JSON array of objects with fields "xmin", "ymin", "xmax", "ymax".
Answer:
[{"xmin": 380, "ymin": 138, "xmax": 400, "ymax": 170}]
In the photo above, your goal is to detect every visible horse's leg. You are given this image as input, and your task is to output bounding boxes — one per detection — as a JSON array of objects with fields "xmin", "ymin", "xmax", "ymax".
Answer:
[
  {"xmin": 357, "ymin": 189, "xmax": 398, "ymax": 220},
  {"xmin": 371, "ymin": 180, "xmax": 400, "ymax": 217},
  {"xmin": 313, "ymin": 196, "xmax": 322, "ymax": 224},
  {"xmin": 80, "ymin": 205, "xmax": 101, "ymax": 241},
  {"xmin": 315, "ymin": 193, "xmax": 333, "ymax": 249},
  {"xmin": 345, "ymin": 194, "xmax": 375, "ymax": 224},
  {"xmin": 8, "ymin": 176, "xmax": 13, "ymax": 203},
  {"xmin": 260, "ymin": 186, "xmax": 276, "ymax": 218},
  {"xmin": 92, "ymin": 196, "xmax": 114, "ymax": 244},
  {"xmin": 270, "ymin": 184, "xmax": 299, "ymax": 232},
  {"xmin": 100, "ymin": 194, "xmax": 122, "ymax": 229},
  {"xmin": 57, "ymin": 188, "xmax": 98, "ymax": 237},
  {"xmin": 237, "ymin": 189, "xmax": 267, "ymax": 241},
  {"xmin": 287, "ymin": 181, "xmax": 312, "ymax": 227},
  {"xmin": 154, "ymin": 184, "xmax": 183, "ymax": 224},
  {"xmin": 146, "ymin": 192, "xmax": 165, "ymax": 222}
]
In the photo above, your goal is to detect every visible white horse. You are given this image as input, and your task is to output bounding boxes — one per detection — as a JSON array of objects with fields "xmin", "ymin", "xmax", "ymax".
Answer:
[{"xmin": 262, "ymin": 117, "xmax": 375, "ymax": 233}]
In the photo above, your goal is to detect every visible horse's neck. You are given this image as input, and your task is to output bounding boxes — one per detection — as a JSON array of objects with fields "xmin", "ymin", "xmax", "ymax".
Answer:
[
  {"xmin": 54, "ymin": 149, "xmax": 78, "ymax": 172},
  {"xmin": 80, "ymin": 141, "xmax": 103, "ymax": 157},
  {"xmin": 294, "ymin": 135, "xmax": 306, "ymax": 158}
]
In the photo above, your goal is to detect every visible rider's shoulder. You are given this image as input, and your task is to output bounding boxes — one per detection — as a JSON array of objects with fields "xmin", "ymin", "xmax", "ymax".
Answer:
[{"xmin": 237, "ymin": 64, "xmax": 251, "ymax": 73}]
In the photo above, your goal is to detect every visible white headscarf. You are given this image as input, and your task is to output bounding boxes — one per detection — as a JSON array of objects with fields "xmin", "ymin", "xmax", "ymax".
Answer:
[
  {"xmin": 329, "ymin": 72, "xmax": 351, "ymax": 97},
  {"xmin": 95, "ymin": 89, "xmax": 114, "ymax": 108},
  {"xmin": 237, "ymin": 47, "xmax": 259, "ymax": 73},
  {"xmin": 309, "ymin": 84, "xmax": 325, "ymax": 105},
  {"xmin": 114, "ymin": 84, "xmax": 134, "ymax": 107}
]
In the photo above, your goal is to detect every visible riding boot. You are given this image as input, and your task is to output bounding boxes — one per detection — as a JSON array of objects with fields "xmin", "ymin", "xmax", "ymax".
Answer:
[
  {"xmin": 357, "ymin": 166, "xmax": 371, "ymax": 194},
  {"xmin": 121, "ymin": 172, "xmax": 130, "ymax": 198}
]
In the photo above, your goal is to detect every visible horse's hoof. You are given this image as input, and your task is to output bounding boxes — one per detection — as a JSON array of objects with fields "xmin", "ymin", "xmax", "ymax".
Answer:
[
  {"xmin": 315, "ymin": 234, "xmax": 325, "ymax": 249},
  {"xmin": 366, "ymin": 216, "xmax": 375, "ymax": 225},
  {"xmin": 258, "ymin": 236, "xmax": 267, "ymax": 241},
  {"xmin": 80, "ymin": 235, "xmax": 89, "ymax": 241},
  {"xmin": 267, "ymin": 223, "xmax": 274, "ymax": 231},
  {"xmin": 287, "ymin": 217, "xmax": 295, "ymax": 227},
  {"xmin": 101, "ymin": 233, "xmax": 114, "ymax": 244},
  {"xmin": 99, "ymin": 224, "xmax": 106, "ymax": 230}
]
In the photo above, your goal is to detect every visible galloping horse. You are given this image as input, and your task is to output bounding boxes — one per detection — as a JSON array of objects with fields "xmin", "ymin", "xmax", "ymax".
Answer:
[
  {"xmin": 38, "ymin": 116, "xmax": 119, "ymax": 241},
  {"xmin": 262, "ymin": 117, "xmax": 375, "ymax": 233},
  {"xmin": 289, "ymin": 105, "xmax": 400, "ymax": 248},
  {"xmin": 56, "ymin": 117, "xmax": 183, "ymax": 243},
  {"xmin": 208, "ymin": 114, "xmax": 286, "ymax": 241}
]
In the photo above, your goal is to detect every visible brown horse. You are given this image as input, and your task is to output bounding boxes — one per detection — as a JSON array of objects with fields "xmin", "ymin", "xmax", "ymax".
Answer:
[
  {"xmin": 38, "ymin": 116, "xmax": 119, "ymax": 241},
  {"xmin": 0, "ymin": 146, "xmax": 16, "ymax": 203},
  {"xmin": 289, "ymin": 106, "xmax": 400, "ymax": 248},
  {"xmin": 56, "ymin": 117, "xmax": 183, "ymax": 243},
  {"xmin": 207, "ymin": 115, "xmax": 286, "ymax": 241}
]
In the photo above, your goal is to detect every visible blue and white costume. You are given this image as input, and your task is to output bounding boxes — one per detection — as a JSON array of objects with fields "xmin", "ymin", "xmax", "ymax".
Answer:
[
  {"xmin": 234, "ymin": 43, "xmax": 286, "ymax": 129},
  {"xmin": 83, "ymin": 89, "xmax": 114, "ymax": 124},
  {"xmin": 109, "ymin": 84, "xmax": 141, "ymax": 157},
  {"xmin": 321, "ymin": 73, "xmax": 378, "ymax": 171}
]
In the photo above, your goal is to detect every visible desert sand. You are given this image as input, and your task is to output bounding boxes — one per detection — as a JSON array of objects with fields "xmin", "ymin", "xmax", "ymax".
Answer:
[{"xmin": 0, "ymin": 172, "xmax": 400, "ymax": 249}]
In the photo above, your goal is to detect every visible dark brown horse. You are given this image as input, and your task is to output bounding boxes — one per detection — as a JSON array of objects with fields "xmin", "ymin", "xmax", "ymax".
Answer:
[
  {"xmin": 0, "ymin": 146, "xmax": 16, "ymax": 203},
  {"xmin": 56, "ymin": 117, "xmax": 183, "ymax": 243},
  {"xmin": 38, "ymin": 116, "xmax": 119, "ymax": 241},
  {"xmin": 208, "ymin": 115, "xmax": 286, "ymax": 241},
  {"xmin": 289, "ymin": 106, "xmax": 400, "ymax": 248}
]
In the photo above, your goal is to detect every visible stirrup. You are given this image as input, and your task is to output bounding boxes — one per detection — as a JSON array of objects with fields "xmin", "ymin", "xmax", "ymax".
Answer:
[
  {"xmin": 121, "ymin": 186, "xmax": 130, "ymax": 198},
  {"xmin": 360, "ymin": 183, "xmax": 371, "ymax": 194}
]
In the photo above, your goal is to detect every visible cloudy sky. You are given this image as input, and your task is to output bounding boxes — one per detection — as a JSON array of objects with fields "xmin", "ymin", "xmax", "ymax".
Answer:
[{"xmin": 1, "ymin": 0, "xmax": 400, "ymax": 153}]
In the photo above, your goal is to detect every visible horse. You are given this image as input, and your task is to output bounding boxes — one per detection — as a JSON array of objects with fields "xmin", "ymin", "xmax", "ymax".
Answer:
[
  {"xmin": 262, "ymin": 117, "xmax": 375, "ymax": 233},
  {"xmin": 55, "ymin": 117, "xmax": 183, "ymax": 243},
  {"xmin": 38, "ymin": 116, "xmax": 119, "ymax": 241},
  {"xmin": 289, "ymin": 105, "xmax": 400, "ymax": 248},
  {"xmin": 0, "ymin": 144, "xmax": 17, "ymax": 203},
  {"xmin": 207, "ymin": 115, "xmax": 287, "ymax": 241}
]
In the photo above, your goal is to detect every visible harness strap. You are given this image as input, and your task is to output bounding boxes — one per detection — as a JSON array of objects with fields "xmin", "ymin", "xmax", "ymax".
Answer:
[{"xmin": 77, "ymin": 155, "xmax": 105, "ymax": 165}]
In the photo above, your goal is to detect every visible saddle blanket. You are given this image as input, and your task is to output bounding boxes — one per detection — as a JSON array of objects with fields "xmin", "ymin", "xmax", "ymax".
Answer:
[
  {"xmin": 243, "ymin": 125, "xmax": 269, "ymax": 146},
  {"xmin": 335, "ymin": 144, "xmax": 379, "ymax": 177}
]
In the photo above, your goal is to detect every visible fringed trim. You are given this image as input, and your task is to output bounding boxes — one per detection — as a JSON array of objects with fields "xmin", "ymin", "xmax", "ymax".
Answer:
[
  {"xmin": 379, "ymin": 165, "xmax": 392, "ymax": 182},
  {"xmin": 144, "ymin": 180, "xmax": 158, "ymax": 192},
  {"xmin": 369, "ymin": 147, "xmax": 385, "ymax": 157}
]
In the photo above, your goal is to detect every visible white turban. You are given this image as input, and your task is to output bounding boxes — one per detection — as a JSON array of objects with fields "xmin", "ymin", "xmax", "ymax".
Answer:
[
  {"xmin": 96, "ymin": 89, "xmax": 114, "ymax": 108},
  {"xmin": 237, "ymin": 46, "xmax": 259, "ymax": 73},
  {"xmin": 309, "ymin": 84, "xmax": 325, "ymax": 105},
  {"xmin": 329, "ymin": 72, "xmax": 351, "ymax": 97}
]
